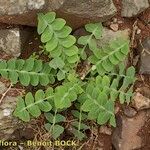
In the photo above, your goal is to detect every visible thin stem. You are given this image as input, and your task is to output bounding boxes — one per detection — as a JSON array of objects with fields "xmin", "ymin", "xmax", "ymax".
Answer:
[{"xmin": 0, "ymin": 83, "xmax": 13, "ymax": 104}]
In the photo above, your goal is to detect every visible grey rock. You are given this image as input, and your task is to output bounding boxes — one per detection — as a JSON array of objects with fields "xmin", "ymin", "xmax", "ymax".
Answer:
[
  {"xmin": 0, "ymin": 95, "xmax": 20, "ymax": 140},
  {"xmin": 97, "ymin": 28, "xmax": 130, "ymax": 48},
  {"xmin": 112, "ymin": 111, "xmax": 147, "ymax": 150},
  {"xmin": 121, "ymin": 0, "xmax": 149, "ymax": 17},
  {"xmin": 0, "ymin": 28, "xmax": 32, "ymax": 57},
  {"xmin": 0, "ymin": 0, "xmax": 117, "ymax": 29},
  {"xmin": 57, "ymin": 0, "xmax": 117, "ymax": 27},
  {"xmin": 0, "ymin": 0, "xmax": 45, "ymax": 15},
  {"xmin": 138, "ymin": 37, "xmax": 150, "ymax": 74},
  {"xmin": 133, "ymin": 92, "xmax": 150, "ymax": 110},
  {"xmin": 0, "ymin": 28, "xmax": 21, "ymax": 57},
  {"xmin": 0, "ymin": 81, "xmax": 24, "ymax": 140}
]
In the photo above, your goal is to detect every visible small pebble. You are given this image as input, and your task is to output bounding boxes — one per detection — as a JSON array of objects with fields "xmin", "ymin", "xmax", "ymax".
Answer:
[
  {"xmin": 136, "ymin": 28, "xmax": 141, "ymax": 34},
  {"xmin": 100, "ymin": 126, "xmax": 112, "ymax": 135},
  {"xmin": 123, "ymin": 106, "xmax": 137, "ymax": 118},
  {"xmin": 110, "ymin": 23, "xmax": 119, "ymax": 31},
  {"xmin": 113, "ymin": 18, "xmax": 117, "ymax": 23}
]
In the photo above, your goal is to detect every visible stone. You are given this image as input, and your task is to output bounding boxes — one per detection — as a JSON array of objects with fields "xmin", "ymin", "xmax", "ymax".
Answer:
[
  {"xmin": 0, "ymin": 80, "xmax": 24, "ymax": 140},
  {"xmin": 0, "ymin": 27, "xmax": 33, "ymax": 57},
  {"xmin": 0, "ymin": 96, "xmax": 19, "ymax": 140},
  {"xmin": 57, "ymin": 0, "xmax": 117, "ymax": 29},
  {"xmin": 133, "ymin": 92, "xmax": 150, "ymax": 110},
  {"xmin": 0, "ymin": 28, "xmax": 21, "ymax": 57},
  {"xmin": 99, "ymin": 126, "xmax": 112, "ymax": 135},
  {"xmin": 97, "ymin": 28, "xmax": 130, "ymax": 48},
  {"xmin": 0, "ymin": 0, "xmax": 45, "ymax": 15},
  {"xmin": 136, "ymin": 28, "xmax": 141, "ymax": 34},
  {"xmin": 138, "ymin": 37, "xmax": 150, "ymax": 74},
  {"xmin": 112, "ymin": 111, "xmax": 147, "ymax": 150},
  {"xmin": 121, "ymin": 0, "xmax": 149, "ymax": 17},
  {"xmin": 123, "ymin": 106, "xmax": 137, "ymax": 118},
  {"xmin": 0, "ymin": 0, "xmax": 117, "ymax": 29},
  {"xmin": 110, "ymin": 23, "xmax": 119, "ymax": 31}
]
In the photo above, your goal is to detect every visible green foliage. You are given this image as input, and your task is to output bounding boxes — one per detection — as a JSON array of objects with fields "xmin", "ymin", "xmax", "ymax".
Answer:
[
  {"xmin": 11, "ymin": 11, "xmax": 136, "ymax": 141},
  {"xmin": 37, "ymin": 12, "xmax": 79, "ymax": 66},
  {"xmin": 14, "ymin": 80, "xmax": 83, "ymax": 121},
  {"xmin": 44, "ymin": 112, "xmax": 65, "ymax": 139},
  {"xmin": 14, "ymin": 87, "xmax": 54, "ymax": 122},
  {"xmin": 108, "ymin": 63, "xmax": 136, "ymax": 104},
  {"xmin": 0, "ymin": 58, "xmax": 55, "ymax": 86},
  {"xmin": 71, "ymin": 107, "xmax": 89, "ymax": 140},
  {"xmin": 89, "ymin": 39, "xmax": 130, "ymax": 75},
  {"xmin": 79, "ymin": 64, "xmax": 135, "ymax": 127},
  {"xmin": 78, "ymin": 23, "xmax": 103, "ymax": 60},
  {"xmin": 54, "ymin": 81, "xmax": 83, "ymax": 109},
  {"xmin": 79, "ymin": 80, "xmax": 116, "ymax": 127}
]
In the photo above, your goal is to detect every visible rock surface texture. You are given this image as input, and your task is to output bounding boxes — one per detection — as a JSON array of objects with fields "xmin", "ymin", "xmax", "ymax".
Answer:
[
  {"xmin": 133, "ymin": 92, "xmax": 150, "ymax": 110},
  {"xmin": 121, "ymin": 0, "xmax": 149, "ymax": 17},
  {"xmin": 112, "ymin": 111, "xmax": 149, "ymax": 150},
  {"xmin": 0, "ymin": 0, "xmax": 45, "ymax": 15},
  {"xmin": 0, "ymin": 0, "xmax": 117, "ymax": 29},
  {"xmin": 57, "ymin": 0, "xmax": 117, "ymax": 28},
  {"xmin": 138, "ymin": 37, "xmax": 150, "ymax": 74},
  {"xmin": 0, "ymin": 28, "xmax": 21, "ymax": 57},
  {"xmin": 0, "ymin": 82, "xmax": 22, "ymax": 140},
  {"xmin": 97, "ymin": 28, "xmax": 130, "ymax": 47}
]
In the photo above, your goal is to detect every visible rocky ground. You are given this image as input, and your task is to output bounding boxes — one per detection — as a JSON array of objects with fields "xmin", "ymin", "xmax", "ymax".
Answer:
[{"xmin": 0, "ymin": 0, "xmax": 149, "ymax": 150}]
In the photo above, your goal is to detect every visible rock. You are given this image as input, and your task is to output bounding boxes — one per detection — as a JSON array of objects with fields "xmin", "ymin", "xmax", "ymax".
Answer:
[
  {"xmin": 112, "ymin": 111, "xmax": 147, "ymax": 150},
  {"xmin": 133, "ymin": 92, "xmax": 150, "ymax": 110},
  {"xmin": 110, "ymin": 23, "xmax": 119, "ymax": 31},
  {"xmin": 121, "ymin": 0, "xmax": 149, "ymax": 17},
  {"xmin": 0, "ymin": 0, "xmax": 61, "ymax": 27},
  {"xmin": 138, "ymin": 111, "xmax": 150, "ymax": 149},
  {"xmin": 0, "ymin": 96, "xmax": 20, "ymax": 140},
  {"xmin": 0, "ymin": 27, "xmax": 33, "ymax": 57},
  {"xmin": 0, "ymin": 81, "xmax": 23, "ymax": 140},
  {"xmin": 99, "ymin": 126, "xmax": 112, "ymax": 135},
  {"xmin": 136, "ymin": 86, "xmax": 150, "ymax": 99},
  {"xmin": 136, "ymin": 28, "xmax": 141, "ymax": 34},
  {"xmin": 0, "ymin": 0, "xmax": 45, "ymax": 15},
  {"xmin": 97, "ymin": 28, "xmax": 130, "ymax": 47},
  {"xmin": 123, "ymin": 106, "xmax": 137, "ymax": 118},
  {"xmin": 57, "ymin": 0, "xmax": 117, "ymax": 29},
  {"xmin": 0, "ymin": 28, "xmax": 21, "ymax": 57},
  {"xmin": 0, "ymin": 82, "xmax": 23, "ymax": 140},
  {"xmin": 138, "ymin": 37, "xmax": 150, "ymax": 74},
  {"xmin": 0, "ymin": 0, "xmax": 117, "ymax": 29},
  {"xmin": 139, "ymin": 8, "xmax": 150, "ymax": 25}
]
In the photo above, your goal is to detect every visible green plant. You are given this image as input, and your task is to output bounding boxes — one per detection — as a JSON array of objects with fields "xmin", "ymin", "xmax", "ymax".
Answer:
[
  {"xmin": 44, "ymin": 112, "xmax": 66, "ymax": 139},
  {"xmin": 71, "ymin": 105, "xmax": 89, "ymax": 140},
  {"xmin": 37, "ymin": 12, "xmax": 79, "ymax": 81},
  {"xmin": 77, "ymin": 23, "xmax": 103, "ymax": 60},
  {"xmin": 0, "ymin": 12, "xmax": 136, "ymax": 141},
  {"xmin": 79, "ymin": 63, "xmax": 135, "ymax": 127},
  {"xmin": 14, "ymin": 87, "xmax": 54, "ymax": 122},
  {"xmin": 0, "ymin": 58, "xmax": 55, "ymax": 86},
  {"xmin": 89, "ymin": 39, "xmax": 129, "ymax": 75}
]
